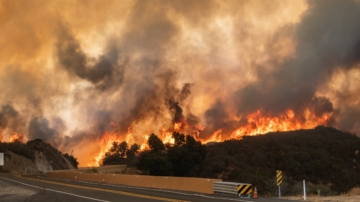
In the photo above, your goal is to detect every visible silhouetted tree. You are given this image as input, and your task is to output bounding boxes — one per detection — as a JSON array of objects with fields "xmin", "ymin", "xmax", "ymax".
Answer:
[
  {"xmin": 138, "ymin": 133, "xmax": 206, "ymax": 177},
  {"xmin": 102, "ymin": 141, "xmax": 139, "ymax": 165},
  {"xmin": 148, "ymin": 133, "xmax": 165, "ymax": 152}
]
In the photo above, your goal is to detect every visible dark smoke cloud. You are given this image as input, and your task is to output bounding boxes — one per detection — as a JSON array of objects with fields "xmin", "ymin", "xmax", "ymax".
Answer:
[
  {"xmin": 0, "ymin": 104, "xmax": 19, "ymax": 129},
  {"xmin": 169, "ymin": 98, "xmax": 183, "ymax": 123},
  {"xmin": 233, "ymin": 0, "xmax": 360, "ymax": 123},
  {"xmin": 56, "ymin": 24, "xmax": 127, "ymax": 91},
  {"xmin": 28, "ymin": 117, "xmax": 66, "ymax": 147},
  {"xmin": 310, "ymin": 97, "xmax": 333, "ymax": 117},
  {"xmin": 178, "ymin": 83, "xmax": 192, "ymax": 102},
  {"xmin": 336, "ymin": 108, "xmax": 360, "ymax": 134},
  {"xmin": 2, "ymin": 0, "xmax": 360, "ymax": 165},
  {"xmin": 202, "ymin": 101, "xmax": 242, "ymax": 137},
  {"xmin": 0, "ymin": 104, "xmax": 26, "ymax": 136}
]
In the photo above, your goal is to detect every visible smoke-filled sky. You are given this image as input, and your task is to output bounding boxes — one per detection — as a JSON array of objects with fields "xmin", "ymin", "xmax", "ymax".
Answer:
[{"xmin": 1, "ymin": 0, "xmax": 360, "ymax": 165}]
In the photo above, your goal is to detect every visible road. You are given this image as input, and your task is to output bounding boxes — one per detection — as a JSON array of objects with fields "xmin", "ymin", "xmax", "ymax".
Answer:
[{"xmin": 0, "ymin": 174, "xmax": 299, "ymax": 202}]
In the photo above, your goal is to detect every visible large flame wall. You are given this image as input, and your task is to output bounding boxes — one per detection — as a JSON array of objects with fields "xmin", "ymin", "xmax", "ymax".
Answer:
[{"xmin": 1, "ymin": 0, "xmax": 360, "ymax": 166}]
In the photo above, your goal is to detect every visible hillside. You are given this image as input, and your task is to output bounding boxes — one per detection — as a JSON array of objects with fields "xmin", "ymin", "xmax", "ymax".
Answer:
[
  {"xmin": 0, "ymin": 139, "xmax": 78, "ymax": 173},
  {"xmin": 189, "ymin": 126, "xmax": 360, "ymax": 195}
]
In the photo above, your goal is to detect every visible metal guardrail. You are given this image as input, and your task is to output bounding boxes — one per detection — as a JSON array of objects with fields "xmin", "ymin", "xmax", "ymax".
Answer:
[{"xmin": 213, "ymin": 181, "xmax": 252, "ymax": 198}]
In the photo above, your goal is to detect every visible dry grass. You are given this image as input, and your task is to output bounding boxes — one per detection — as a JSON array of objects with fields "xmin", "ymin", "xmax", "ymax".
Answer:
[
  {"xmin": 342, "ymin": 187, "xmax": 360, "ymax": 196},
  {"xmin": 284, "ymin": 187, "xmax": 360, "ymax": 202}
]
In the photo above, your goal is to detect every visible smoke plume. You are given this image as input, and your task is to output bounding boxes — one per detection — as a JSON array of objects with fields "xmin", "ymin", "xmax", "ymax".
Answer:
[{"xmin": 1, "ymin": 0, "xmax": 360, "ymax": 165}]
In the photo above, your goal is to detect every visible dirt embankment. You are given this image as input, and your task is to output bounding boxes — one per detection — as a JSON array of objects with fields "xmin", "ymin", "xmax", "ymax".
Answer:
[{"xmin": 2, "ymin": 142, "xmax": 75, "ymax": 174}]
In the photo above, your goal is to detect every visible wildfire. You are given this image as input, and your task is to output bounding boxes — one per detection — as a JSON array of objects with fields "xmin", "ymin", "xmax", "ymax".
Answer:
[
  {"xmin": 231, "ymin": 109, "xmax": 330, "ymax": 139},
  {"xmin": 9, "ymin": 133, "xmax": 25, "ymax": 143},
  {"xmin": 88, "ymin": 130, "xmax": 150, "ymax": 166},
  {"xmin": 88, "ymin": 108, "xmax": 331, "ymax": 166},
  {"xmin": 160, "ymin": 128, "xmax": 175, "ymax": 145}
]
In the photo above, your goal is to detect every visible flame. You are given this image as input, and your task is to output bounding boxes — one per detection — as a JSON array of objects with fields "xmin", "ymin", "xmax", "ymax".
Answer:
[
  {"xmin": 88, "ymin": 108, "xmax": 331, "ymax": 166},
  {"xmin": 199, "ymin": 129, "xmax": 222, "ymax": 144},
  {"xmin": 231, "ymin": 109, "xmax": 330, "ymax": 139},
  {"xmin": 88, "ymin": 130, "xmax": 150, "ymax": 166},
  {"xmin": 9, "ymin": 133, "xmax": 25, "ymax": 143},
  {"xmin": 88, "ymin": 132, "xmax": 123, "ymax": 167},
  {"xmin": 160, "ymin": 128, "xmax": 175, "ymax": 145}
]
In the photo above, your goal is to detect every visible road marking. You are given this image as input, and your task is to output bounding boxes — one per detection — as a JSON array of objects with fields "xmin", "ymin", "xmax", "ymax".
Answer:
[
  {"xmin": 41, "ymin": 176, "xmax": 253, "ymax": 202},
  {"xmin": 0, "ymin": 176, "xmax": 109, "ymax": 202},
  {"xmin": 15, "ymin": 175, "xmax": 188, "ymax": 202}
]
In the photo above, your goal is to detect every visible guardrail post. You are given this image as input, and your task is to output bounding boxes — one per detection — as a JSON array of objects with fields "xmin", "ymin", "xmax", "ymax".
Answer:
[{"xmin": 303, "ymin": 180, "xmax": 306, "ymax": 200}]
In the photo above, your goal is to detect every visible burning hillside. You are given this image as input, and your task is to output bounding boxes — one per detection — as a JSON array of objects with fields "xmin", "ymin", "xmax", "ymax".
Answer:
[
  {"xmin": 1, "ymin": 0, "xmax": 360, "ymax": 166},
  {"xmin": 88, "ymin": 104, "xmax": 332, "ymax": 166}
]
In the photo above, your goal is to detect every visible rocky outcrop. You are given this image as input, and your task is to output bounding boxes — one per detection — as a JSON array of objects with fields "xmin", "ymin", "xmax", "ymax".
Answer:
[{"xmin": 1, "ymin": 139, "xmax": 75, "ymax": 173}]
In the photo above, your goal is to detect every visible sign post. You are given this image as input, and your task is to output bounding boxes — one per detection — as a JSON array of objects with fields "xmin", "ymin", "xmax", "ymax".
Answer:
[
  {"xmin": 276, "ymin": 170, "xmax": 282, "ymax": 198},
  {"xmin": 303, "ymin": 180, "xmax": 306, "ymax": 200}
]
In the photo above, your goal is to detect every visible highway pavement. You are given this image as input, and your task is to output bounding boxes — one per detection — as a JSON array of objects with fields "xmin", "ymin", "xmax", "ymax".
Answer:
[{"xmin": 0, "ymin": 173, "xmax": 299, "ymax": 202}]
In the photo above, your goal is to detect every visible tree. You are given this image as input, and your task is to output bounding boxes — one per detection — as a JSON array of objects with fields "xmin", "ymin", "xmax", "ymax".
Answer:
[
  {"xmin": 138, "ymin": 132, "xmax": 206, "ymax": 177},
  {"xmin": 173, "ymin": 132, "xmax": 185, "ymax": 147},
  {"xmin": 168, "ymin": 134, "xmax": 206, "ymax": 176},
  {"xmin": 139, "ymin": 151, "xmax": 172, "ymax": 176},
  {"xmin": 126, "ymin": 143, "xmax": 140, "ymax": 159},
  {"xmin": 147, "ymin": 133, "xmax": 165, "ymax": 152},
  {"xmin": 63, "ymin": 153, "xmax": 79, "ymax": 168},
  {"xmin": 102, "ymin": 141, "xmax": 139, "ymax": 165}
]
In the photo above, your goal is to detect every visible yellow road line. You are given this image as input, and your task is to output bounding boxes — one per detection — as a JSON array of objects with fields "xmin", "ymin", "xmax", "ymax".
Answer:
[{"xmin": 17, "ymin": 175, "xmax": 188, "ymax": 202}]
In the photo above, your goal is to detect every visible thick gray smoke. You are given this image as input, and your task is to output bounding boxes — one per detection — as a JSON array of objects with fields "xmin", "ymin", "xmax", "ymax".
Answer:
[
  {"xmin": 28, "ymin": 117, "xmax": 65, "ymax": 147},
  {"xmin": 56, "ymin": 24, "xmax": 127, "ymax": 91},
  {"xmin": 0, "ymin": 104, "xmax": 23, "ymax": 135},
  {"xmin": 1, "ymin": 0, "xmax": 360, "ymax": 165},
  {"xmin": 226, "ymin": 0, "xmax": 360, "ymax": 131}
]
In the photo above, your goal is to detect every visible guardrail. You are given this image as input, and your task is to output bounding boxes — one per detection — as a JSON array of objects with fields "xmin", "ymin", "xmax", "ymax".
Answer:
[
  {"xmin": 213, "ymin": 181, "xmax": 252, "ymax": 198},
  {"xmin": 47, "ymin": 171, "xmax": 222, "ymax": 194}
]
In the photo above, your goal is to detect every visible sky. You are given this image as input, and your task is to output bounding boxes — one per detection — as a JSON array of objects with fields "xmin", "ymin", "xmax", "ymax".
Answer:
[{"xmin": 1, "ymin": 0, "xmax": 360, "ymax": 165}]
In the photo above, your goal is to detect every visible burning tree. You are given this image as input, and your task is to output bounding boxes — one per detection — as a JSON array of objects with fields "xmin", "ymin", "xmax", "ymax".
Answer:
[{"xmin": 102, "ymin": 141, "xmax": 139, "ymax": 165}]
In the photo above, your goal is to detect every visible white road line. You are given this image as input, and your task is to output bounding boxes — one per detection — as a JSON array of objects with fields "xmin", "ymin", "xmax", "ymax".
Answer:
[
  {"xmin": 0, "ymin": 176, "xmax": 110, "ymax": 202},
  {"xmin": 44, "ymin": 176, "xmax": 253, "ymax": 202}
]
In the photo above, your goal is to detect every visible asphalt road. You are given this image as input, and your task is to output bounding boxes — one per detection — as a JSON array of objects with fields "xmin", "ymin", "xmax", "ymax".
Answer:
[{"xmin": 0, "ymin": 174, "xmax": 299, "ymax": 202}]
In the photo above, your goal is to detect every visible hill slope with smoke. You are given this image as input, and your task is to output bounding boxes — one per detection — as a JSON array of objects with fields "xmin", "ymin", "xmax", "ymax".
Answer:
[{"xmin": 1, "ymin": 0, "xmax": 360, "ymax": 165}]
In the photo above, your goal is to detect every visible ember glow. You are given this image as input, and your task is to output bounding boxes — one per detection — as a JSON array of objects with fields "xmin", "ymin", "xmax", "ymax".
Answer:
[
  {"xmin": 90, "ymin": 107, "xmax": 331, "ymax": 166},
  {"xmin": 9, "ymin": 133, "xmax": 25, "ymax": 143},
  {"xmin": 1, "ymin": 0, "xmax": 360, "ymax": 166},
  {"xmin": 231, "ymin": 109, "xmax": 331, "ymax": 139}
]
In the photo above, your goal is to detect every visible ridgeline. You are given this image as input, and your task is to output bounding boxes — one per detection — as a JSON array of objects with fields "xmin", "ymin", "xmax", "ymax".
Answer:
[
  {"xmin": 103, "ymin": 126, "xmax": 360, "ymax": 195},
  {"xmin": 190, "ymin": 126, "xmax": 360, "ymax": 195}
]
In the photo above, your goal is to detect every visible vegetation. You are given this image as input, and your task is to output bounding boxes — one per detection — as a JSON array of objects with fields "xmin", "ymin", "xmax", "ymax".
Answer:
[
  {"xmin": 0, "ymin": 138, "xmax": 79, "ymax": 170},
  {"xmin": 102, "ymin": 141, "xmax": 140, "ymax": 165},
  {"xmin": 137, "ymin": 133, "xmax": 206, "ymax": 176},
  {"xmin": 63, "ymin": 153, "xmax": 79, "ymax": 168},
  {"xmin": 190, "ymin": 126, "xmax": 360, "ymax": 195},
  {"xmin": 99, "ymin": 126, "xmax": 360, "ymax": 195},
  {"xmin": 0, "ymin": 140, "xmax": 35, "ymax": 160},
  {"xmin": 27, "ymin": 139, "xmax": 79, "ymax": 169},
  {"xmin": 102, "ymin": 132, "xmax": 207, "ymax": 176}
]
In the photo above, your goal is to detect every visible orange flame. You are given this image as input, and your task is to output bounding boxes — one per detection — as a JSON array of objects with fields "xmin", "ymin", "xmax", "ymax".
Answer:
[
  {"xmin": 9, "ymin": 133, "xmax": 25, "ymax": 143},
  {"xmin": 231, "ymin": 109, "xmax": 330, "ymax": 139},
  {"xmin": 88, "ymin": 130, "xmax": 150, "ymax": 167},
  {"xmin": 88, "ymin": 132, "xmax": 122, "ymax": 166},
  {"xmin": 88, "ymin": 108, "xmax": 331, "ymax": 166}
]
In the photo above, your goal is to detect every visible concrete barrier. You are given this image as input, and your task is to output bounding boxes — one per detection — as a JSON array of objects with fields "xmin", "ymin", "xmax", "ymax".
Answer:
[{"xmin": 47, "ymin": 171, "xmax": 221, "ymax": 194}]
